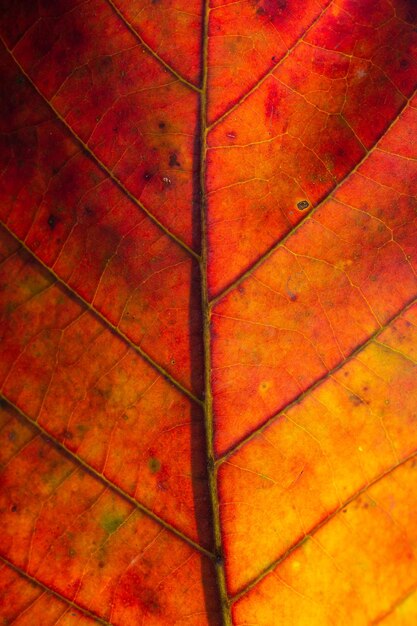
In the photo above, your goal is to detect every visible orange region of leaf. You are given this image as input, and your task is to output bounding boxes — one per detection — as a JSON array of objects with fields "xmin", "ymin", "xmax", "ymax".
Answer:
[
  {"xmin": 211, "ymin": 83, "xmax": 417, "ymax": 456},
  {"xmin": 0, "ymin": 402, "xmax": 220, "ymax": 625},
  {"xmin": 0, "ymin": 47, "xmax": 203, "ymax": 396},
  {"xmin": 0, "ymin": 229, "xmax": 209, "ymax": 550},
  {"xmin": 218, "ymin": 301, "xmax": 417, "ymax": 594},
  {"xmin": 0, "ymin": 559, "xmax": 104, "ymax": 625},
  {"xmin": 1, "ymin": 0, "xmax": 417, "ymax": 624},
  {"xmin": 232, "ymin": 454, "xmax": 417, "ymax": 625}
]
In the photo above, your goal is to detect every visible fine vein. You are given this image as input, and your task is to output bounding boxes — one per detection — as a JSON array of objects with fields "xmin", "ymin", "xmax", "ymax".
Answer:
[
  {"xmin": 231, "ymin": 446, "xmax": 417, "ymax": 603},
  {"xmin": 106, "ymin": 0, "xmax": 202, "ymax": 93},
  {"xmin": 210, "ymin": 85, "xmax": 417, "ymax": 307},
  {"xmin": 208, "ymin": 0, "xmax": 334, "ymax": 130},
  {"xmin": 0, "ymin": 394, "xmax": 213, "ymax": 559},
  {"xmin": 217, "ymin": 291, "xmax": 417, "ymax": 463},
  {"xmin": 1, "ymin": 39, "xmax": 199, "ymax": 261},
  {"xmin": 1, "ymin": 221, "xmax": 202, "ymax": 407},
  {"xmin": 0, "ymin": 553, "xmax": 113, "ymax": 625}
]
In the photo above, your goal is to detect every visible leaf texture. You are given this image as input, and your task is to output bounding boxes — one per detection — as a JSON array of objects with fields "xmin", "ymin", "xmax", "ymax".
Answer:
[{"xmin": 1, "ymin": 1, "xmax": 417, "ymax": 624}]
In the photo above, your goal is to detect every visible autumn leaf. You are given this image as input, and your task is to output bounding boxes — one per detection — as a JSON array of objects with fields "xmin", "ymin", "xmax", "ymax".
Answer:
[{"xmin": 1, "ymin": 0, "xmax": 417, "ymax": 624}]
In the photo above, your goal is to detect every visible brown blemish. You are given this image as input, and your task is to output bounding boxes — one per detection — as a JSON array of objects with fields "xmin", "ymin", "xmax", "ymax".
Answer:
[
  {"xmin": 297, "ymin": 200, "xmax": 309, "ymax": 211},
  {"xmin": 256, "ymin": 0, "xmax": 287, "ymax": 21},
  {"xmin": 349, "ymin": 394, "xmax": 363, "ymax": 406},
  {"xmin": 169, "ymin": 153, "xmax": 181, "ymax": 168}
]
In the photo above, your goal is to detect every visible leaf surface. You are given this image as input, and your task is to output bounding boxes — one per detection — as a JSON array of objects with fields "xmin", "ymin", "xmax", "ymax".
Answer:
[{"xmin": 1, "ymin": 1, "xmax": 417, "ymax": 624}]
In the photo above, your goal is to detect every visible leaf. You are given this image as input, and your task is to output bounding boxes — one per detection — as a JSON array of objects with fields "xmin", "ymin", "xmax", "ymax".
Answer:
[{"xmin": 0, "ymin": 1, "xmax": 417, "ymax": 624}]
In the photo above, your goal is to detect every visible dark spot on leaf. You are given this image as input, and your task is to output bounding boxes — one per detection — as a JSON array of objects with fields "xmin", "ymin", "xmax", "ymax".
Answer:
[
  {"xmin": 141, "ymin": 589, "xmax": 160, "ymax": 614},
  {"xmin": 98, "ymin": 55, "xmax": 113, "ymax": 72},
  {"xmin": 349, "ymin": 394, "xmax": 362, "ymax": 406},
  {"xmin": 400, "ymin": 58, "xmax": 409, "ymax": 69},
  {"xmin": 256, "ymin": 0, "xmax": 287, "ymax": 21},
  {"xmin": 169, "ymin": 153, "xmax": 181, "ymax": 168},
  {"xmin": 144, "ymin": 171, "xmax": 153, "ymax": 181},
  {"xmin": 158, "ymin": 121, "xmax": 166, "ymax": 129},
  {"xmin": 11, "ymin": 504, "xmax": 18, "ymax": 513},
  {"xmin": 63, "ymin": 430, "xmax": 73, "ymax": 440},
  {"xmin": 48, "ymin": 214, "xmax": 57, "ymax": 229},
  {"xmin": 297, "ymin": 200, "xmax": 309, "ymax": 211},
  {"xmin": 98, "ymin": 560, "xmax": 105, "ymax": 568},
  {"xmin": 8, "ymin": 430, "xmax": 16, "ymax": 441},
  {"xmin": 215, "ymin": 550, "xmax": 223, "ymax": 565}
]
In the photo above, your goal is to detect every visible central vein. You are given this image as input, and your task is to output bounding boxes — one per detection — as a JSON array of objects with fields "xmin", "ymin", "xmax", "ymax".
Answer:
[{"xmin": 199, "ymin": 2, "xmax": 232, "ymax": 625}]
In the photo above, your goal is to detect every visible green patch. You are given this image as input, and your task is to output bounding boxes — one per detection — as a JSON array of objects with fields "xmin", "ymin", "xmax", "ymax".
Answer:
[
  {"xmin": 100, "ymin": 512, "xmax": 125, "ymax": 534},
  {"xmin": 148, "ymin": 457, "xmax": 161, "ymax": 474}
]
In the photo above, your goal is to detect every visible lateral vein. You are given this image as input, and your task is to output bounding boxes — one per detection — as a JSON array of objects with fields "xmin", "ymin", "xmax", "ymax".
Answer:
[
  {"xmin": 0, "ymin": 221, "xmax": 203, "ymax": 406},
  {"xmin": 106, "ymin": 0, "xmax": 202, "ymax": 93},
  {"xmin": 210, "ymin": 84, "xmax": 417, "ymax": 307},
  {"xmin": 1, "ymin": 38, "xmax": 199, "ymax": 261},
  {"xmin": 0, "ymin": 553, "xmax": 113, "ymax": 625},
  {"xmin": 0, "ymin": 393, "xmax": 214, "ymax": 559},
  {"xmin": 231, "ymin": 447, "xmax": 417, "ymax": 603}
]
